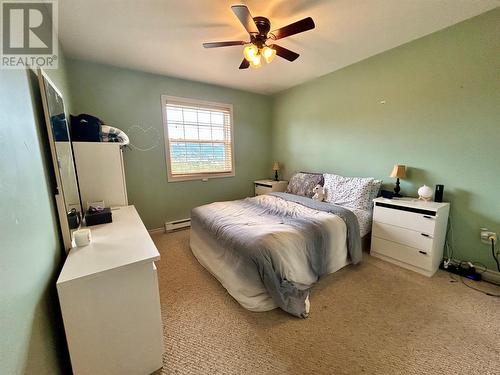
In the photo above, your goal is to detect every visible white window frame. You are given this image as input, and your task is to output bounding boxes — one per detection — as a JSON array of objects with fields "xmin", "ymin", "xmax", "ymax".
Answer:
[{"xmin": 161, "ymin": 95, "xmax": 235, "ymax": 182}]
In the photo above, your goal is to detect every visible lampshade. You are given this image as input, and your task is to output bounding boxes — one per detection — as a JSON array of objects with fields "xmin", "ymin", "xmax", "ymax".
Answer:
[
  {"xmin": 390, "ymin": 164, "xmax": 406, "ymax": 179},
  {"xmin": 262, "ymin": 46, "xmax": 276, "ymax": 63},
  {"xmin": 249, "ymin": 53, "xmax": 262, "ymax": 68},
  {"xmin": 243, "ymin": 44, "xmax": 258, "ymax": 62},
  {"xmin": 272, "ymin": 161, "xmax": 280, "ymax": 171}
]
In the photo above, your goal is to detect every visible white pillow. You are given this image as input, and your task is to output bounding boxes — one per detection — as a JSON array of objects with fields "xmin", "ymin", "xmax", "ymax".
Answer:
[{"xmin": 323, "ymin": 173, "xmax": 375, "ymax": 209}]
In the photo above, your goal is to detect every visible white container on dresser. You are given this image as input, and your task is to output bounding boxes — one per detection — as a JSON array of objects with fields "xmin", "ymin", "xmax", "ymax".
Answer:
[
  {"xmin": 254, "ymin": 179, "xmax": 288, "ymax": 196},
  {"xmin": 72, "ymin": 142, "xmax": 128, "ymax": 210},
  {"xmin": 57, "ymin": 206, "xmax": 163, "ymax": 375},
  {"xmin": 370, "ymin": 197, "xmax": 450, "ymax": 277}
]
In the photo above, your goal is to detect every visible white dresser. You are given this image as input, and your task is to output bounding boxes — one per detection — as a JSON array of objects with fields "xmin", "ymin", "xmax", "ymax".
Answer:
[
  {"xmin": 57, "ymin": 206, "xmax": 163, "ymax": 374},
  {"xmin": 370, "ymin": 197, "xmax": 450, "ymax": 277},
  {"xmin": 254, "ymin": 179, "xmax": 288, "ymax": 196}
]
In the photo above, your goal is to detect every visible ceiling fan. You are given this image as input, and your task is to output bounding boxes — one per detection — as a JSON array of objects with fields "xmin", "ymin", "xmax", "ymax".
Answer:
[{"xmin": 203, "ymin": 5, "xmax": 315, "ymax": 69}]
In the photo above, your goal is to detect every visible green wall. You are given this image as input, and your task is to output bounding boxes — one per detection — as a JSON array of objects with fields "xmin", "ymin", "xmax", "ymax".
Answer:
[
  {"xmin": 0, "ymin": 53, "xmax": 72, "ymax": 373},
  {"xmin": 65, "ymin": 10, "xmax": 499, "ymax": 269},
  {"xmin": 1, "ymin": 7, "xmax": 497, "ymax": 375},
  {"xmin": 66, "ymin": 60, "xmax": 273, "ymax": 229},
  {"xmin": 272, "ymin": 9, "xmax": 500, "ymax": 269}
]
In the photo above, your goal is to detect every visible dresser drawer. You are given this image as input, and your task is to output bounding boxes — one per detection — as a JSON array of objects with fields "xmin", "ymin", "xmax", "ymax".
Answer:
[
  {"xmin": 255, "ymin": 185, "xmax": 271, "ymax": 196},
  {"xmin": 373, "ymin": 206, "xmax": 436, "ymax": 234},
  {"xmin": 372, "ymin": 222, "xmax": 434, "ymax": 252},
  {"xmin": 371, "ymin": 237, "xmax": 432, "ymax": 271}
]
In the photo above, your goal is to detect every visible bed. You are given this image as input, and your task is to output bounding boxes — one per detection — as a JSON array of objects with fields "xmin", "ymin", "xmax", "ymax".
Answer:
[{"xmin": 190, "ymin": 173, "xmax": 380, "ymax": 318}]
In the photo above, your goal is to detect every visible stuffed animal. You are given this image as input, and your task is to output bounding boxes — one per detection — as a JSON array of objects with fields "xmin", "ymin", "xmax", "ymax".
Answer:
[{"xmin": 312, "ymin": 184, "xmax": 325, "ymax": 202}]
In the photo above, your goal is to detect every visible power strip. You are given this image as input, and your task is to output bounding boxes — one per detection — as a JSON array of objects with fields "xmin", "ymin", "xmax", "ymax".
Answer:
[{"xmin": 440, "ymin": 261, "xmax": 482, "ymax": 281}]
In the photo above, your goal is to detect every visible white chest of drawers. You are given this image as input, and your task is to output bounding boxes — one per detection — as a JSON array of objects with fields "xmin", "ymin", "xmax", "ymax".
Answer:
[
  {"xmin": 254, "ymin": 179, "xmax": 288, "ymax": 196},
  {"xmin": 370, "ymin": 197, "xmax": 450, "ymax": 277},
  {"xmin": 57, "ymin": 206, "xmax": 164, "ymax": 374}
]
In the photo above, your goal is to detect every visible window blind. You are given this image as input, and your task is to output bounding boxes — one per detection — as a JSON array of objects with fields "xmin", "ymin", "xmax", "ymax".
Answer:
[{"xmin": 163, "ymin": 96, "xmax": 234, "ymax": 181}]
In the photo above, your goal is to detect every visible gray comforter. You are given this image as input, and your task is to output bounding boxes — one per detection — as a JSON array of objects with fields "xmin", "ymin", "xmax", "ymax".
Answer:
[{"xmin": 190, "ymin": 192, "xmax": 362, "ymax": 318}]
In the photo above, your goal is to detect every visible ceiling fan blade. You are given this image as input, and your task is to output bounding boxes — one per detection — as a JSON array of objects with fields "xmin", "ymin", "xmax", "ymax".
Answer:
[
  {"xmin": 271, "ymin": 44, "xmax": 300, "ymax": 62},
  {"xmin": 239, "ymin": 58, "xmax": 250, "ymax": 69},
  {"xmin": 203, "ymin": 41, "xmax": 246, "ymax": 48},
  {"xmin": 269, "ymin": 17, "xmax": 315, "ymax": 40},
  {"xmin": 231, "ymin": 5, "xmax": 259, "ymax": 34}
]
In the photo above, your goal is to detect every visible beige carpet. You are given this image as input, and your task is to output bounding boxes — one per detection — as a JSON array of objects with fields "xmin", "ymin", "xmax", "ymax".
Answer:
[{"xmin": 151, "ymin": 230, "xmax": 500, "ymax": 375}]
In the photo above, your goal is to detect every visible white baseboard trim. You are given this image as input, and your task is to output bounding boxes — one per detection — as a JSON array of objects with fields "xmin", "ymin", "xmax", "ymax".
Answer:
[
  {"xmin": 481, "ymin": 268, "xmax": 500, "ymax": 285},
  {"xmin": 148, "ymin": 227, "xmax": 165, "ymax": 235}
]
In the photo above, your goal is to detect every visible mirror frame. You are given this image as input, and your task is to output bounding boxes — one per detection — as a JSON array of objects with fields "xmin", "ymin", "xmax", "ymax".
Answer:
[{"xmin": 37, "ymin": 68, "xmax": 82, "ymax": 252}]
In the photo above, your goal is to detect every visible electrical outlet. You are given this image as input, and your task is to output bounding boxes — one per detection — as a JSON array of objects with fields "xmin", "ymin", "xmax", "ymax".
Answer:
[{"xmin": 480, "ymin": 228, "xmax": 497, "ymax": 244}]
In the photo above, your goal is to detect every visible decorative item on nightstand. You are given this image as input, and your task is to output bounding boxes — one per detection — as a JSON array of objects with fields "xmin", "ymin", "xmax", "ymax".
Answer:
[
  {"xmin": 389, "ymin": 164, "xmax": 406, "ymax": 198},
  {"xmin": 418, "ymin": 185, "xmax": 433, "ymax": 201},
  {"xmin": 272, "ymin": 161, "xmax": 280, "ymax": 181}
]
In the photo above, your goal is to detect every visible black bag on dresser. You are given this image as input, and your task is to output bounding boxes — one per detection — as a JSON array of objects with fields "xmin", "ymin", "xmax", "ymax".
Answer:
[{"xmin": 70, "ymin": 113, "xmax": 103, "ymax": 142}]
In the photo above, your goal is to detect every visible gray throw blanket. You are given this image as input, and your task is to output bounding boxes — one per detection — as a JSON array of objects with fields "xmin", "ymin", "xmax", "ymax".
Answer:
[{"xmin": 191, "ymin": 193, "xmax": 362, "ymax": 318}]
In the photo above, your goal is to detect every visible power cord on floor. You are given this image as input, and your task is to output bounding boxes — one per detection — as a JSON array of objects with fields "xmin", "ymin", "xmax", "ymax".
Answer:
[
  {"xmin": 491, "ymin": 237, "xmax": 500, "ymax": 272},
  {"xmin": 443, "ymin": 221, "xmax": 500, "ymax": 297},
  {"xmin": 449, "ymin": 261, "xmax": 500, "ymax": 298},
  {"xmin": 449, "ymin": 272, "xmax": 500, "ymax": 298},
  {"xmin": 458, "ymin": 260, "xmax": 487, "ymax": 274},
  {"xmin": 444, "ymin": 215, "xmax": 455, "ymax": 261}
]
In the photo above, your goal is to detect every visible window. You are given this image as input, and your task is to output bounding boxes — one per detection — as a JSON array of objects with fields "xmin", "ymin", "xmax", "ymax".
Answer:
[{"xmin": 161, "ymin": 95, "xmax": 234, "ymax": 182}]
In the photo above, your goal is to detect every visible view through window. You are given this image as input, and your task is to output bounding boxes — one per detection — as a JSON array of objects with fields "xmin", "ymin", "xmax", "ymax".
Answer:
[{"xmin": 162, "ymin": 96, "xmax": 234, "ymax": 181}]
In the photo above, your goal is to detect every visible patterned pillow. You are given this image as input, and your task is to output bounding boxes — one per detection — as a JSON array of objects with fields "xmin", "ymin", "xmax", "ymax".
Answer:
[
  {"xmin": 286, "ymin": 172, "xmax": 323, "ymax": 198},
  {"xmin": 368, "ymin": 180, "xmax": 383, "ymax": 209},
  {"xmin": 323, "ymin": 173, "xmax": 375, "ymax": 209}
]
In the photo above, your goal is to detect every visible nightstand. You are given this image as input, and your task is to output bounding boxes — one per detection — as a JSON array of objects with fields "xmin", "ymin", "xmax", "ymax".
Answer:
[
  {"xmin": 254, "ymin": 180, "xmax": 288, "ymax": 196},
  {"xmin": 370, "ymin": 197, "xmax": 450, "ymax": 277}
]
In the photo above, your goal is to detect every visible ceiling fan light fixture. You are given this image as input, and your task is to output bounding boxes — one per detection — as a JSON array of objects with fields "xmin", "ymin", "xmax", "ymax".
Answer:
[
  {"xmin": 249, "ymin": 53, "xmax": 262, "ymax": 68},
  {"xmin": 262, "ymin": 46, "xmax": 276, "ymax": 63},
  {"xmin": 243, "ymin": 44, "xmax": 259, "ymax": 62},
  {"xmin": 203, "ymin": 5, "xmax": 315, "ymax": 69}
]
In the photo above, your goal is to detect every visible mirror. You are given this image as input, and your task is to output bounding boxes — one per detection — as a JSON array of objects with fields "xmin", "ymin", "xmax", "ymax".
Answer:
[{"xmin": 38, "ymin": 69, "xmax": 82, "ymax": 251}]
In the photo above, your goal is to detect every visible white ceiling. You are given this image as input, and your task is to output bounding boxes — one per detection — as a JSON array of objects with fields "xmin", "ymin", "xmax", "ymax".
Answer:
[{"xmin": 58, "ymin": 0, "xmax": 499, "ymax": 95}]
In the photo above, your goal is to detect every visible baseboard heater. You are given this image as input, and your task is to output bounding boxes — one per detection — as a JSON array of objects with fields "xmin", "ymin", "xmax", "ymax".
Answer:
[{"xmin": 165, "ymin": 218, "xmax": 191, "ymax": 232}]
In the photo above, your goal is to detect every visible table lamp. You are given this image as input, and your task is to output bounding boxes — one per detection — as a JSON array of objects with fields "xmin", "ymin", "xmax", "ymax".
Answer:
[
  {"xmin": 272, "ymin": 161, "xmax": 280, "ymax": 181},
  {"xmin": 390, "ymin": 164, "xmax": 406, "ymax": 198}
]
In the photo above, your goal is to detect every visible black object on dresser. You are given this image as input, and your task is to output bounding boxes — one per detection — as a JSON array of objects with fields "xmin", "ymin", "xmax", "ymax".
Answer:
[
  {"xmin": 85, "ymin": 207, "xmax": 112, "ymax": 226},
  {"xmin": 381, "ymin": 190, "xmax": 394, "ymax": 199},
  {"xmin": 435, "ymin": 184, "xmax": 444, "ymax": 203}
]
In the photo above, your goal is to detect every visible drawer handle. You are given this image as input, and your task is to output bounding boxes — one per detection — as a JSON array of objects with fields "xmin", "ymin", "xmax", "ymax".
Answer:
[
  {"xmin": 422, "ymin": 215, "xmax": 434, "ymax": 220},
  {"xmin": 420, "ymin": 233, "xmax": 432, "ymax": 238},
  {"xmin": 419, "ymin": 250, "xmax": 428, "ymax": 255}
]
